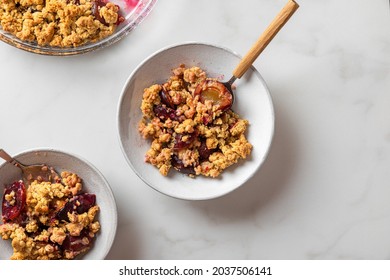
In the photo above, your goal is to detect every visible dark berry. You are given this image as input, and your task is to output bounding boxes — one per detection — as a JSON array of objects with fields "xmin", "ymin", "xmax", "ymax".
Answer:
[
  {"xmin": 173, "ymin": 132, "xmax": 197, "ymax": 150},
  {"xmin": 198, "ymin": 139, "xmax": 217, "ymax": 160},
  {"xmin": 56, "ymin": 193, "xmax": 96, "ymax": 222},
  {"xmin": 159, "ymin": 88, "xmax": 175, "ymax": 108},
  {"xmin": 171, "ymin": 154, "xmax": 195, "ymax": 175},
  {"xmin": 61, "ymin": 229, "xmax": 93, "ymax": 257},
  {"xmin": 2, "ymin": 180, "xmax": 26, "ymax": 222},
  {"xmin": 92, "ymin": 0, "xmax": 108, "ymax": 25},
  {"xmin": 153, "ymin": 105, "xmax": 182, "ymax": 122}
]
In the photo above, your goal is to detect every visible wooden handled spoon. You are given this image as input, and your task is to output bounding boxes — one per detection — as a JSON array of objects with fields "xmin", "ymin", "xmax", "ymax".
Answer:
[
  {"xmin": 195, "ymin": 0, "xmax": 299, "ymax": 110},
  {"xmin": 0, "ymin": 149, "xmax": 60, "ymax": 184}
]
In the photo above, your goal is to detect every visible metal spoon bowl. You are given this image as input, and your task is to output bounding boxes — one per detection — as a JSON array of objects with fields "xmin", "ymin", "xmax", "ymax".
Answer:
[
  {"xmin": 0, "ymin": 149, "xmax": 60, "ymax": 185},
  {"xmin": 197, "ymin": 0, "xmax": 299, "ymax": 109}
]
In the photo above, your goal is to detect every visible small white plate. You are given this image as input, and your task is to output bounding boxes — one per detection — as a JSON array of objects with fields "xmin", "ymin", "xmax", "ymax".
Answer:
[
  {"xmin": 117, "ymin": 42, "xmax": 275, "ymax": 200},
  {"xmin": 0, "ymin": 148, "xmax": 117, "ymax": 260}
]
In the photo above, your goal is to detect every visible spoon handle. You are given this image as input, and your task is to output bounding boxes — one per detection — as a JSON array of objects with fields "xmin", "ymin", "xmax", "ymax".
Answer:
[
  {"xmin": 0, "ymin": 149, "xmax": 19, "ymax": 166},
  {"xmin": 232, "ymin": 0, "xmax": 299, "ymax": 79}
]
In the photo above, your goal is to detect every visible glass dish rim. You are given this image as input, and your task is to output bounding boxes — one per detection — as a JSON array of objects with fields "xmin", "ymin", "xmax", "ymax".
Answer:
[{"xmin": 0, "ymin": 0, "xmax": 158, "ymax": 56}]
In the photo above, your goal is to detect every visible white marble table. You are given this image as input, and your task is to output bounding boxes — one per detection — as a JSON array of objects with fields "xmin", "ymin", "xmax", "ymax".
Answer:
[{"xmin": 0, "ymin": 0, "xmax": 389, "ymax": 259}]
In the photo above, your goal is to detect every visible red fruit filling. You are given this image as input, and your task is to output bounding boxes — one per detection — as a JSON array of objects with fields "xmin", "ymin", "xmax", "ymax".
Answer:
[{"xmin": 2, "ymin": 180, "xmax": 26, "ymax": 223}]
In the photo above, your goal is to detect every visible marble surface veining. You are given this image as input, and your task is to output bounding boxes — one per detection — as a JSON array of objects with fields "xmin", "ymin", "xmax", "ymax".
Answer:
[{"xmin": 0, "ymin": 0, "xmax": 389, "ymax": 259}]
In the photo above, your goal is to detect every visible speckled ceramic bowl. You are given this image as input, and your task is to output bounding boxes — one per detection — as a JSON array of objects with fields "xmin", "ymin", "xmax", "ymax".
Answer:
[
  {"xmin": 117, "ymin": 42, "xmax": 275, "ymax": 200},
  {"xmin": 0, "ymin": 148, "xmax": 117, "ymax": 259}
]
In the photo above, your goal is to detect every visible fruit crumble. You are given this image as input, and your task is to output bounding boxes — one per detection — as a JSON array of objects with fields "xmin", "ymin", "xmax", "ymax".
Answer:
[
  {"xmin": 0, "ymin": 172, "xmax": 100, "ymax": 260},
  {"xmin": 0, "ymin": 0, "xmax": 123, "ymax": 47},
  {"xmin": 138, "ymin": 64, "xmax": 253, "ymax": 178}
]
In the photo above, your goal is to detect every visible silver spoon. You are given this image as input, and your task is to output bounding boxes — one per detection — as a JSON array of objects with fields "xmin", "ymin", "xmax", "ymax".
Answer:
[
  {"xmin": 0, "ymin": 148, "xmax": 60, "ymax": 185},
  {"xmin": 196, "ymin": 0, "xmax": 299, "ymax": 110}
]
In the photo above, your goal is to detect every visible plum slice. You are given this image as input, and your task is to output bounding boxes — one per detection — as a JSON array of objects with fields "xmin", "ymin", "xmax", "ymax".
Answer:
[
  {"xmin": 2, "ymin": 180, "xmax": 26, "ymax": 222},
  {"xmin": 153, "ymin": 105, "xmax": 184, "ymax": 122},
  {"xmin": 56, "ymin": 193, "xmax": 96, "ymax": 222},
  {"xmin": 171, "ymin": 154, "xmax": 195, "ymax": 175},
  {"xmin": 92, "ymin": 0, "xmax": 107, "ymax": 25},
  {"xmin": 173, "ymin": 132, "xmax": 198, "ymax": 151},
  {"xmin": 159, "ymin": 88, "xmax": 175, "ymax": 109},
  {"xmin": 194, "ymin": 80, "xmax": 233, "ymax": 112},
  {"xmin": 198, "ymin": 139, "xmax": 217, "ymax": 160},
  {"xmin": 92, "ymin": 0, "xmax": 124, "ymax": 26},
  {"xmin": 62, "ymin": 229, "xmax": 94, "ymax": 257}
]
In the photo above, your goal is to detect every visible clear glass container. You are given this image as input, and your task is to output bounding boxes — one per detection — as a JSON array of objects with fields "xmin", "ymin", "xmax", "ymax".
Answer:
[{"xmin": 0, "ymin": 0, "xmax": 157, "ymax": 56}]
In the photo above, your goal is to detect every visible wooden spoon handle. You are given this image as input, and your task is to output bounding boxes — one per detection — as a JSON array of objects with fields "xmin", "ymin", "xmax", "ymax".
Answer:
[
  {"xmin": 0, "ymin": 149, "xmax": 20, "ymax": 167},
  {"xmin": 232, "ymin": 0, "xmax": 299, "ymax": 79},
  {"xmin": 0, "ymin": 149, "xmax": 13, "ymax": 162}
]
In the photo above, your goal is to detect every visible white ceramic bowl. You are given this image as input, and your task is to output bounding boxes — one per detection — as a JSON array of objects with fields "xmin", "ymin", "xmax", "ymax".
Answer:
[
  {"xmin": 0, "ymin": 148, "xmax": 117, "ymax": 260},
  {"xmin": 117, "ymin": 42, "xmax": 274, "ymax": 200}
]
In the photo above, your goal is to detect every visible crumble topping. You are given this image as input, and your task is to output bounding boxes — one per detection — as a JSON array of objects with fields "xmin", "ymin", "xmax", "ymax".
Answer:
[{"xmin": 0, "ymin": 0, "xmax": 122, "ymax": 47}]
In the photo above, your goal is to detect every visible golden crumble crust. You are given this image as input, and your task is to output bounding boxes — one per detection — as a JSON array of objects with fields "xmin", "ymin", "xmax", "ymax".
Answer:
[
  {"xmin": 0, "ymin": 172, "xmax": 100, "ymax": 260},
  {"xmin": 0, "ymin": 0, "xmax": 121, "ymax": 47},
  {"xmin": 138, "ymin": 65, "xmax": 253, "ymax": 178}
]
